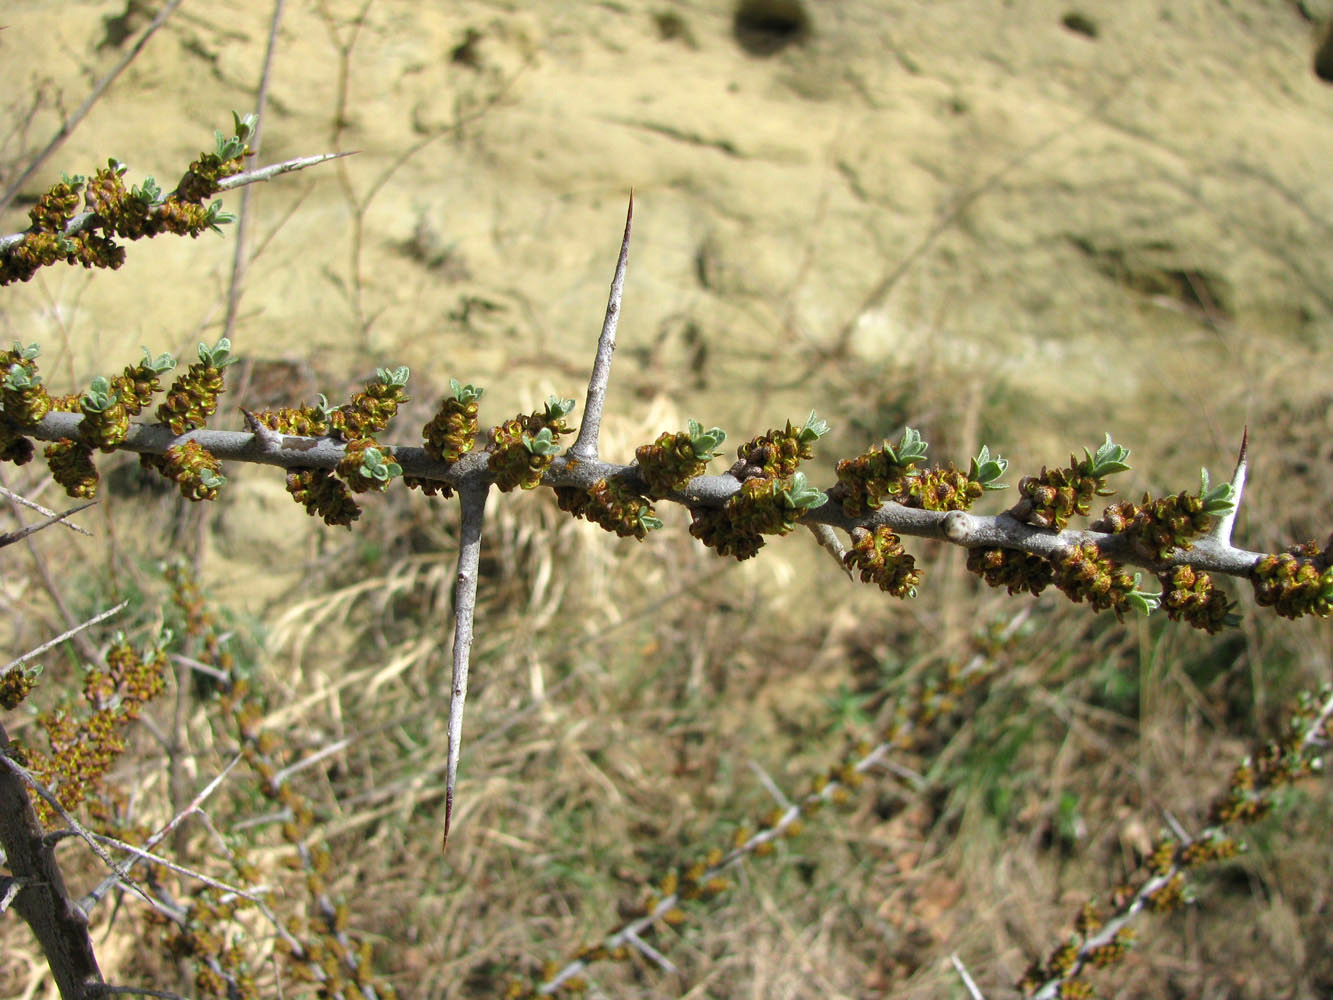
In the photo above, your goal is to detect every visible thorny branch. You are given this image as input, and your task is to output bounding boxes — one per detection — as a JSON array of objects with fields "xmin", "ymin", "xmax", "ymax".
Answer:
[{"xmin": 18, "ymin": 407, "xmax": 1270, "ymax": 581}]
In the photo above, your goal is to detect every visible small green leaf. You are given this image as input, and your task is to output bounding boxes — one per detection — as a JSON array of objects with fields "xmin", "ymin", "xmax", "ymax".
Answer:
[
  {"xmin": 1127, "ymin": 575, "xmax": 1160, "ymax": 616},
  {"xmin": 377, "ymin": 366, "xmax": 410, "ymax": 387},
  {"xmin": 797, "ymin": 411, "xmax": 830, "ymax": 444},
  {"xmin": 131, "ymin": 176, "xmax": 162, "ymax": 205},
  {"xmin": 214, "ymin": 112, "xmax": 258, "ymax": 160},
  {"xmin": 968, "ymin": 445, "xmax": 1009, "ymax": 490},
  {"xmin": 59, "ymin": 172, "xmax": 86, "ymax": 188},
  {"xmin": 637, "ymin": 510, "xmax": 664, "ymax": 533},
  {"xmin": 3, "ymin": 365, "xmax": 40, "ymax": 390},
  {"xmin": 449, "ymin": 378, "xmax": 484, "ymax": 403},
  {"xmin": 198, "ymin": 337, "xmax": 236, "ymax": 369},
  {"xmin": 1198, "ymin": 468, "xmax": 1236, "ymax": 517},
  {"xmin": 138, "ymin": 347, "xmax": 177, "ymax": 374},
  {"xmin": 10, "ymin": 343, "xmax": 40, "ymax": 362},
  {"xmin": 358, "ymin": 447, "xmax": 402, "ymax": 482},
  {"xmin": 106, "ymin": 158, "xmax": 128, "ymax": 177},
  {"xmin": 523, "ymin": 427, "xmax": 561, "ymax": 456},
  {"xmin": 81, "ymin": 376, "xmax": 117, "ymax": 412},
  {"xmin": 203, "ymin": 200, "xmax": 236, "ymax": 235},
  {"xmin": 885, "ymin": 427, "xmax": 928, "ymax": 466},
  {"xmin": 781, "ymin": 471, "xmax": 828, "ymax": 511},
  {"xmin": 198, "ymin": 469, "xmax": 227, "ymax": 489},
  {"xmin": 1086, "ymin": 434, "xmax": 1131, "ymax": 478},
  {"xmin": 544, "ymin": 396, "xmax": 576, "ymax": 420},
  {"xmin": 686, "ymin": 419, "xmax": 726, "ymax": 460}
]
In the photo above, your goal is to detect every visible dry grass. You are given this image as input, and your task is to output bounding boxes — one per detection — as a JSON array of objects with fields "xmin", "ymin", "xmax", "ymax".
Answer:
[{"xmin": 5, "ymin": 347, "xmax": 1332, "ymax": 998}]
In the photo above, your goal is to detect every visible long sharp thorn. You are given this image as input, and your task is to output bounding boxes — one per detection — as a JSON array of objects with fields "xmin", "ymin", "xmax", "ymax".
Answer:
[
  {"xmin": 1213, "ymin": 426, "xmax": 1248, "ymax": 546},
  {"xmin": 570, "ymin": 191, "xmax": 633, "ymax": 462},
  {"xmin": 443, "ymin": 482, "xmax": 488, "ymax": 850}
]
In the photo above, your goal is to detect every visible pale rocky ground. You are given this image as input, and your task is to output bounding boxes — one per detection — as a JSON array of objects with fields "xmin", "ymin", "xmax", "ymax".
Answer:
[{"xmin": 3, "ymin": 1, "xmax": 1332, "ymax": 608}]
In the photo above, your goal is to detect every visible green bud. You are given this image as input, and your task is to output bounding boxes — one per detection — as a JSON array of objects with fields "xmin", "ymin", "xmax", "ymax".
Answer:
[
  {"xmin": 358, "ymin": 447, "xmax": 402, "ymax": 482},
  {"xmin": 968, "ymin": 445, "xmax": 1009, "ymax": 490},
  {"xmin": 523, "ymin": 427, "xmax": 561, "ymax": 456},
  {"xmin": 781, "ymin": 471, "xmax": 827, "ymax": 511},
  {"xmin": 450, "ymin": 378, "xmax": 484, "ymax": 403},
  {"xmin": 81, "ymin": 376, "xmax": 117, "ymax": 412},
  {"xmin": 544, "ymin": 396, "xmax": 576, "ymax": 420}
]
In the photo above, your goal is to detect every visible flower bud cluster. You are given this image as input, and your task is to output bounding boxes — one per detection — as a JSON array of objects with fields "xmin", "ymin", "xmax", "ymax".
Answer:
[
  {"xmin": 1159, "ymin": 565, "xmax": 1233, "ymax": 633},
  {"xmin": 78, "ymin": 375, "xmax": 131, "ymax": 452},
  {"xmin": 156, "ymin": 893, "xmax": 258, "ymax": 999},
  {"xmin": 1094, "ymin": 471, "xmax": 1235, "ymax": 563},
  {"xmin": 155, "ymin": 338, "xmax": 234, "ymax": 435},
  {"xmin": 113, "ymin": 348, "xmax": 177, "ymax": 415},
  {"xmin": 843, "ymin": 525, "xmax": 922, "ymax": 598},
  {"xmin": 2, "ymin": 342, "xmax": 53, "ymax": 428},
  {"xmin": 966, "ymin": 546, "xmax": 1055, "ymax": 596},
  {"xmin": 45, "ymin": 438, "xmax": 99, "ymax": 497},
  {"xmin": 1022, "ymin": 688, "xmax": 1331, "ymax": 999},
  {"xmin": 634, "ymin": 419, "xmax": 726, "ymax": 498},
  {"xmin": 252, "ymin": 401, "xmax": 330, "ymax": 436},
  {"xmin": 0, "ymin": 664, "xmax": 40, "ymax": 710},
  {"xmin": 832, "ymin": 426, "xmax": 927, "ymax": 517},
  {"xmin": 286, "ymin": 468, "xmax": 361, "ymax": 527},
  {"xmin": 326, "ymin": 366, "xmax": 410, "ymax": 442},
  {"xmin": 488, "ymin": 396, "xmax": 576, "ymax": 492},
  {"xmin": 1250, "ymin": 544, "xmax": 1333, "ymax": 619},
  {"xmin": 689, "ymin": 415, "xmax": 828, "ymax": 560},
  {"xmin": 158, "ymin": 440, "xmax": 227, "ymax": 501},
  {"xmin": 1051, "ymin": 542, "xmax": 1156, "ymax": 620},
  {"xmin": 1010, "ymin": 435, "xmax": 1131, "ymax": 530},
  {"xmin": 336, "ymin": 437, "xmax": 401, "ymax": 494},
  {"xmin": 422, "ymin": 378, "xmax": 483, "ymax": 464},
  {"xmin": 555, "ymin": 477, "xmax": 661, "ymax": 539},
  {"xmin": 1209, "ymin": 692, "xmax": 1327, "ymax": 824}
]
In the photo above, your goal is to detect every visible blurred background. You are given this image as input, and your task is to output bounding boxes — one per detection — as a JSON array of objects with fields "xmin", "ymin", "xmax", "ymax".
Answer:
[{"xmin": 2, "ymin": 2, "xmax": 1333, "ymax": 997}]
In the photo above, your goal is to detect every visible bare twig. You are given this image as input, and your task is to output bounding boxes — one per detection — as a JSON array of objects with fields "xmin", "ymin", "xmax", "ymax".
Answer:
[
  {"xmin": 0, "ymin": 498, "xmax": 96, "ymax": 548},
  {"xmin": 0, "ymin": 485, "xmax": 94, "ymax": 536},
  {"xmin": 569, "ymin": 192, "xmax": 633, "ymax": 463},
  {"xmin": 951, "ymin": 953, "xmax": 987, "ymax": 1000},
  {"xmin": 81, "ymin": 756, "xmax": 243, "ymax": 913},
  {"xmin": 221, "ymin": 0, "xmax": 287, "ymax": 345},
  {"xmin": 2, "ymin": 601, "xmax": 127, "ymax": 678}
]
